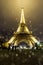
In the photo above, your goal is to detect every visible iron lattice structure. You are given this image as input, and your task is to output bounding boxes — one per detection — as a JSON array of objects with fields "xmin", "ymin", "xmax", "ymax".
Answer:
[{"xmin": 4, "ymin": 8, "xmax": 38, "ymax": 48}]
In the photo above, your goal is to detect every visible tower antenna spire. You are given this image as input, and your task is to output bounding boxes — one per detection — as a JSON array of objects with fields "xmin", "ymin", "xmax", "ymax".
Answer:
[{"xmin": 20, "ymin": 8, "xmax": 25, "ymax": 24}]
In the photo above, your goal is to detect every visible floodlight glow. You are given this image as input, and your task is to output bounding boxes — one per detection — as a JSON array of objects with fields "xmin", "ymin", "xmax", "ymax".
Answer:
[
  {"xmin": 20, "ymin": 46, "xmax": 23, "ymax": 49},
  {"xmin": 37, "ymin": 41, "xmax": 40, "ymax": 45}
]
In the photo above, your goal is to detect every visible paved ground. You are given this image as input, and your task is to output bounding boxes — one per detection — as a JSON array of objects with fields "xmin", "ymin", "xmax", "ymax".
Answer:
[{"xmin": 0, "ymin": 49, "xmax": 43, "ymax": 65}]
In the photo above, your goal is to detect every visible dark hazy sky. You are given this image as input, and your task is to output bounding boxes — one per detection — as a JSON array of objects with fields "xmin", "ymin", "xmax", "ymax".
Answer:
[{"xmin": 0, "ymin": 0, "xmax": 43, "ymax": 40}]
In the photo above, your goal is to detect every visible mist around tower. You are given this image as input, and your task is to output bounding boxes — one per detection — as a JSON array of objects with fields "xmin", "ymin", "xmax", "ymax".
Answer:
[{"xmin": 0, "ymin": 0, "xmax": 43, "ymax": 65}]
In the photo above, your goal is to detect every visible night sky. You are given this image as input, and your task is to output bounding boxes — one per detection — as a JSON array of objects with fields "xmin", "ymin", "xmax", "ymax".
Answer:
[{"xmin": 0, "ymin": 0, "xmax": 43, "ymax": 41}]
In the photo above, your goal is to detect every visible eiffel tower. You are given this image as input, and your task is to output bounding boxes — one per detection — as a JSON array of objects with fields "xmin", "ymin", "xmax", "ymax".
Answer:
[{"xmin": 4, "ymin": 8, "xmax": 39, "ymax": 48}]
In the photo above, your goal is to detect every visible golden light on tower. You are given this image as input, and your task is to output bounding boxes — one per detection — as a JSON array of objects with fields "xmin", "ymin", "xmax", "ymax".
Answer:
[
  {"xmin": 3, "ymin": 8, "xmax": 39, "ymax": 48},
  {"xmin": 17, "ymin": 8, "xmax": 30, "ymax": 33},
  {"xmin": 20, "ymin": 8, "xmax": 25, "ymax": 24}
]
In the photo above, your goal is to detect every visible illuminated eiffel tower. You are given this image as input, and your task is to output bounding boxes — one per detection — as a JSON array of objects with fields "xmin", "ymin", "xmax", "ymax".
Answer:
[{"xmin": 4, "ymin": 8, "xmax": 39, "ymax": 48}]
